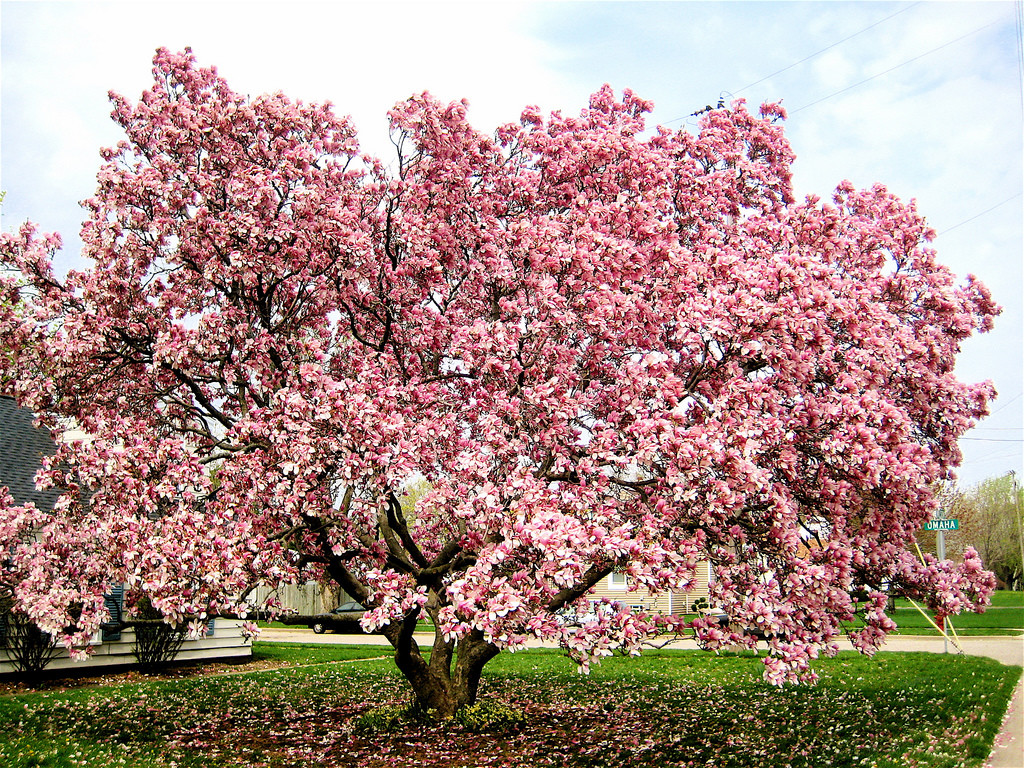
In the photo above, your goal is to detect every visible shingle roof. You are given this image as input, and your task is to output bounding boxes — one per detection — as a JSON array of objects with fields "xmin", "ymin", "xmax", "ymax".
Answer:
[{"xmin": 0, "ymin": 396, "xmax": 62, "ymax": 513}]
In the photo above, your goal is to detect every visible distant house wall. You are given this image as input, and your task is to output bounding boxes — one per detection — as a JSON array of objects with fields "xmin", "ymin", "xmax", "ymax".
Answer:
[
  {"xmin": 251, "ymin": 570, "xmax": 716, "ymax": 619},
  {"xmin": 587, "ymin": 562, "xmax": 713, "ymax": 615},
  {"xmin": 249, "ymin": 582, "xmax": 347, "ymax": 615},
  {"xmin": 0, "ymin": 618, "xmax": 252, "ymax": 676}
]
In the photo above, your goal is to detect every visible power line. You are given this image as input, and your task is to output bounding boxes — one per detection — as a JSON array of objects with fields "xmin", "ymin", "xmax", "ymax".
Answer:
[
  {"xmin": 967, "ymin": 447, "xmax": 1020, "ymax": 461},
  {"xmin": 988, "ymin": 392, "xmax": 1023, "ymax": 416},
  {"xmin": 791, "ymin": 21, "xmax": 1001, "ymax": 114},
  {"xmin": 936, "ymin": 193, "xmax": 1023, "ymax": 236},
  {"xmin": 663, "ymin": 3, "xmax": 920, "ymax": 125},
  {"xmin": 732, "ymin": 3, "xmax": 921, "ymax": 97},
  {"xmin": 962, "ymin": 449, "xmax": 1021, "ymax": 471},
  {"xmin": 961, "ymin": 437, "xmax": 1024, "ymax": 443}
]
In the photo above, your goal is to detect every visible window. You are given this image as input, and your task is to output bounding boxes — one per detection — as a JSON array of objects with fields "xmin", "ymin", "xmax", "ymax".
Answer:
[
  {"xmin": 608, "ymin": 572, "xmax": 628, "ymax": 590},
  {"xmin": 101, "ymin": 585, "xmax": 124, "ymax": 642}
]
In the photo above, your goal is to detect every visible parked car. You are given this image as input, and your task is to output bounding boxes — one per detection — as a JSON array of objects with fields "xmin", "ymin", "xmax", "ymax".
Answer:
[
  {"xmin": 309, "ymin": 601, "xmax": 366, "ymax": 634},
  {"xmin": 701, "ymin": 608, "xmax": 730, "ymax": 629}
]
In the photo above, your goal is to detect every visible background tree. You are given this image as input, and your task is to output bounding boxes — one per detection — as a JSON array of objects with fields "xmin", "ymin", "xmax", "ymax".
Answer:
[
  {"xmin": 0, "ymin": 190, "xmax": 20, "ymax": 397},
  {"xmin": 957, "ymin": 475, "xmax": 1023, "ymax": 589},
  {"xmin": 914, "ymin": 481, "xmax": 971, "ymax": 561},
  {"xmin": 0, "ymin": 50, "xmax": 999, "ymax": 716}
]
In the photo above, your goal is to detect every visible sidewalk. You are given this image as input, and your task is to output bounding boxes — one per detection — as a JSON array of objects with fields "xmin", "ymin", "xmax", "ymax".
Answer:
[{"xmin": 260, "ymin": 627, "xmax": 1024, "ymax": 766}]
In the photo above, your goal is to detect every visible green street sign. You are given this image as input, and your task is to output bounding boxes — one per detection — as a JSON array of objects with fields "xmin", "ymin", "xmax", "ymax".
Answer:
[{"xmin": 923, "ymin": 519, "xmax": 959, "ymax": 531}]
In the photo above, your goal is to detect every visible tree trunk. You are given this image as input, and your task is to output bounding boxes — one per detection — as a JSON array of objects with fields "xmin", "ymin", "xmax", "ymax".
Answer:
[
  {"xmin": 384, "ymin": 614, "xmax": 498, "ymax": 718},
  {"xmin": 452, "ymin": 631, "xmax": 500, "ymax": 709},
  {"xmin": 314, "ymin": 520, "xmax": 502, "ymax": 717}
]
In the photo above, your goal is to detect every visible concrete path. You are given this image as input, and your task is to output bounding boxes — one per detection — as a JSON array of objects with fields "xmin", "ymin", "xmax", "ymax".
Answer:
[{"xmin": 260, "ymin": 627, "xmax": 1023, "ymax": 766}]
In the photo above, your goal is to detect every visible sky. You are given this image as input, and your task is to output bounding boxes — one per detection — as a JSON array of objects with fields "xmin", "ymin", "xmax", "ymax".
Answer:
[{"xmin": 2, "ymin": 0, "xmax": 1022, "ymax": 489}]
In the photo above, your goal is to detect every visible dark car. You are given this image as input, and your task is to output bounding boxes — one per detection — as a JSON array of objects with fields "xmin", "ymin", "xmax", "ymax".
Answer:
[
  {"xmin": 309, "ymin": 601, "xmax": 366, "ymax": 634},
  {"xmin": 698, "ymin": 608, "xmax": 731, "ymax": 629}
]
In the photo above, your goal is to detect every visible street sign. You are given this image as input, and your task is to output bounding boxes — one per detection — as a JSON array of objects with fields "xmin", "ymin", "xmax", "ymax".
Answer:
[{"xmin": 923, "ymin": 519, "xmax": 959, "ymax": 531}]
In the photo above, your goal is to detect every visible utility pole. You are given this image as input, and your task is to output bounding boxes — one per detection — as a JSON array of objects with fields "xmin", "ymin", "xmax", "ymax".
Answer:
[{"xmin": 1011, "ymin": 471, "xmax": 1024, "ymax": 591}]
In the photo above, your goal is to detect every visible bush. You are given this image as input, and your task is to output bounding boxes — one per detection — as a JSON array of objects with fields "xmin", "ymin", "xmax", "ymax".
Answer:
[
  {"xmin": 129, "ymin": 596, "xmax": 186, "ymax": 672},
  {"xmin": 453, "ymin": 701, "xmax": 526, "ymax": 733},
  {"xmin": 351, "ymin": 703, "xmax": 412, "ymax": 735},
  {"xmin": 0, "ymin": 611, "xmax": 58, "ymax": 676}
]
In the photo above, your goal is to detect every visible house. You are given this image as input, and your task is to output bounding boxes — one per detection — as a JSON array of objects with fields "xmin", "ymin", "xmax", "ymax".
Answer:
[
  {"xmin": 588, "ymin": 565, "xmax": 714, "ymax": 616},
  {"xmin": 0, "ymin": 395, "xmax": 62, "ymax": 518},
  {"xmin": 249, "ymin": 560, "xmax": 715, "ymax": 624},
  {"xmin": 0, "ymin": 395, "xmax": 251, "ymax": 675}
]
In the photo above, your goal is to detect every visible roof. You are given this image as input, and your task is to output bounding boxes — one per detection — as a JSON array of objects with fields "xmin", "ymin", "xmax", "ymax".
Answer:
[{"xmin": 0, "ymin": 395, "xmax": 62, "ymax": 513}]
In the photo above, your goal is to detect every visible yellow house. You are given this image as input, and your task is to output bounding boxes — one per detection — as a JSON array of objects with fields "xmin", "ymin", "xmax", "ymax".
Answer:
[{"xmin": 586, "ymin": 563, "xmax": 714, "ymax": 616}]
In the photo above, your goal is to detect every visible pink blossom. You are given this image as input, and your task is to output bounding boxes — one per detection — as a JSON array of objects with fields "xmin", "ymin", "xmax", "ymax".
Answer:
[{"xmin": 0, "ymin": 49, "xmax": 998, "ymax": 702}]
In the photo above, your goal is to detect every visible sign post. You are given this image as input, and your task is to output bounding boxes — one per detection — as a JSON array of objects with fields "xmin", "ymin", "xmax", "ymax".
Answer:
[
  {"xmin": 922, "ymin": 519, "xmax": 960, "ymax": 532},
  {"xmin": 923, "ymin": 518, "xmax": 959, "ymax": 653}
]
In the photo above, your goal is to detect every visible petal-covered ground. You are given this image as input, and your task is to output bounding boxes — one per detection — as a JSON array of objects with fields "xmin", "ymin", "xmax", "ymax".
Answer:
[{"xmin": 0, "ymin": 648, "xmax": 1018, "ymax": 768}]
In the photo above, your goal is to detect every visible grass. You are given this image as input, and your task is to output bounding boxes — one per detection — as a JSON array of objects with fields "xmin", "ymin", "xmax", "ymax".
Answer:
[
  {"xmin": 845, "ymin": 591, "xmax": 1024, "ymax": 637},
  {"xmin": 981, "ymin": 590, "xmax": 1024, "ymax": 608},
  {"xmin": 256, "ymin": 619, "xmax": 293, "ymax": 629},
  {"xmin": 251, "ymin": 642, "xmax": 390, "ymax": 665},
  {"xmin": 886, "ymin": 606, "xmax": 1024, "ymax": 635},
  {"xmin": 0, "ymin": 643, "xmax": 1018, "ymax": 768}
]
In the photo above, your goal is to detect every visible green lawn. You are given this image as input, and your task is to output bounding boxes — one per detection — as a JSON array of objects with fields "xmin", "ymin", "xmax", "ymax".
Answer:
[
  {"xmin": 854, "ymin": 591, "xmax": 1024, "ymax": 637},
  {"xmin": 886, "ymin": 606, "xmax": 1024, "ymax": 635},
  {"xmin": 0, "ymin": 643, "xmax": 1018, "ymax": 768},
  {"xmin": 690, "ymin": 591, "xmax": 1024, "ymax": 637},
  {"xmin": 982, "ymin": 590, "xmax": 1024, "ymax": 608},
  {"xmin": 251, "ymin": 642, "xmax": 390, "ymax": 665}
]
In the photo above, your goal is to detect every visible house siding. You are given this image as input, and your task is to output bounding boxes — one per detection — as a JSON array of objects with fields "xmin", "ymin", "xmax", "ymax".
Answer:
[
  {"xmin": 587, "ymin": 563, "xmax": 713, "ymax": 615},
  {"xmin": 0, "ymin": 619, "xmax": 252, "ymax": 676},
  {"xmin": 253, "ymin": 571, "xmax": 715, "ymax": 619}
]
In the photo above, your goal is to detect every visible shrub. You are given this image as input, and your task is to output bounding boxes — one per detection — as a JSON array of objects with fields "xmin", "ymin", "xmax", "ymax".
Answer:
[
  {"xmin": 453, "ymin": 700, "xmax": 526, "ymax": 733},
  {"xmin": 129, "ymin": 597, "xmax": 186, "ymax": 672},
  {"xmin": 0, "ymin": 611, "xmax": 58, "ymax": 676},
  {"xmin": 352, "ymin": 703, "xmax": 412, "ymax": 735}
]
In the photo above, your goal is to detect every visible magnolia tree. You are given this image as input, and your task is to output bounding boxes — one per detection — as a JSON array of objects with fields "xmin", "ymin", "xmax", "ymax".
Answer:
[{"xmin": 0, "ymin": 50, "xmax": 1000, "ymax": 712}]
